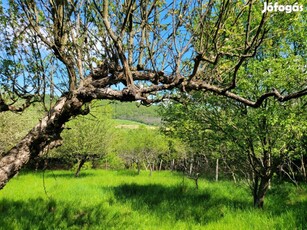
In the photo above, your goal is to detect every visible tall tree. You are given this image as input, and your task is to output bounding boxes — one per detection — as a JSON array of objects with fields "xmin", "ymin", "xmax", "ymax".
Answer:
[{"xmin": 0, "ymin": 1, "xmax": 306, "ymax": 189}]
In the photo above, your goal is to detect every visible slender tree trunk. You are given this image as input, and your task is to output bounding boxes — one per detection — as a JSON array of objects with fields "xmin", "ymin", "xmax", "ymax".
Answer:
[
  {"xmin": 35, "ymin": 159, "xmax": 39, "ymax": 171},
  {"xmin": 75, "ymin": 157, "xmax": 87, "ymax": 177},
  {"xmin": 189, "ymin": 162, "xmax": 193, "ymax": 175},
  {"xmin": 44, "ymin": 158, "xmax": 48, "ymax": 170},
  {"xmin": 253, "ymin": 175, "xmax": 270, "ymax": 208},
  {"xmin": 143, "ymin": 162, "xmax": 148, "ymax": 170},
  {"xmin": 171, "ymin": 159, "xmax": 174, "ymax": 171},
  {"xmin": 159, "ymin": 159, "xmax": 163, "ymax": 171},
  {"xmin": 231, "ymin": 171, "xmax": 237, "ymax": 183},
  {"xmin": 137, "ymin": 160, "xmax": 141, "ymax": 175},
  {"xmin": 195, "ymin": 174, "xmax": 199, "ymax": 190},
  {"xmin": 268, "ymin": 153, "xmax": 271, "ymax": 189},
  {"xmin": 149, "ymin": 162, "xmax": 153, "ymax": 176},
  {"xmin": 224, "ymin": 158, "xmax": 237, "ymax": 183},
  {"xmin": 301, "ymin": 155, "xmax": 306, "ymax": 181},
  {"xmin": 215, "ymin": 158, "xmax": 219, "ymax": 182}
]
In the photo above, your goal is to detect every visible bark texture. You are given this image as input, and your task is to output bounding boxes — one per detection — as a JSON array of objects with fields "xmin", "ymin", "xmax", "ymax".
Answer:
[
  {"xmin": 0, "ymin": 96, "xmax": 83, "ymax": 189},
  {"xmin": 253, "ymin": 175, "xmax": 270, "ymax": 208}
]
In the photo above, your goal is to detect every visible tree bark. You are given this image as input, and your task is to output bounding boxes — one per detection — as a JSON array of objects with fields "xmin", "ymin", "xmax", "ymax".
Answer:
[
  {"xmin": 75, "ymin": 157, "xmax": 87, "ymax": 177},
  {"xmin": 159, "ymin": 159, "xmax": 163, "ymax": 171},
  {"xmin": 253, "ymin": 175, "xmax": 270, "ymax": 208},
  {"xmin": 171, "ymin": 159, "xmax": 175, "ymax": 171},
  {"xmin": 189, "ymin": 162, "xmax": 193, "ymax": 175},
  {"xmin": 194, "ymin": 174, "xmax": 199, "ymax": 190},
  {"xmin": 301, "ymin": 155, "xmax": 306, "ymax": 182},
  {"xmin": 215, "ymin": 158, "xmax": 219, "ymax": 182},
  {"xmin": 137, "ymin": 160, "xmax": 141, "ymax": 175},
  {"xmin": 231, "ymin": 171, "xmax": 237, "ymax": 184},
  {"xmin": 0, "ymin": 96, "xmax": 81, "ymax": 189},
  {"xmin": 149, "ymin": 162, "xmax": 153, "ymax": 176}
]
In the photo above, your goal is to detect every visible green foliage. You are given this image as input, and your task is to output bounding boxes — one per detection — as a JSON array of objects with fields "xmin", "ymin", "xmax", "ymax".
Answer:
[
  {"xmin": 50, "ymin": 101, "xmax": 115, "ymax": 167},
  {"xmin": 160, "ymin": 2, "xmax": 307, "ymax": 185},
  {"xmin": 72, "ymin": 161, "xmax": 93, "ymax": 171},
  {"xmin": 0, "ymin": 105, "xmax": 43, "ymax": 154},
  {"xmin": 0, "ymin": 170, "xmax": 306, "ymax": 229},
  {"xmin": 161, "ymin": 91, "xmax": 307, "ymax": 175},
  {"xmin": 114, "ymin": 126, "xmax": 184, "ymax": 170},
  {"xmin": 235, "ymin": 2, "xmax": 306, "ymax": 99}
]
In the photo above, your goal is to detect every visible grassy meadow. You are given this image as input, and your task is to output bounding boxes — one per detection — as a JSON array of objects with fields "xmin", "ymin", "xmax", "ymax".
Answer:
[{"xmin": 0, "ymin": 170, "xmax": 306, "ymax": 230}]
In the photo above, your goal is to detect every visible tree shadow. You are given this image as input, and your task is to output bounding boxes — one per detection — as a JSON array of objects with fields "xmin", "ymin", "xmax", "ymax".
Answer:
[
  {"xmin": 0, "ymin": 182, "xmax": 305, "ymax": 229},
  {"xmin": 0, "ymin": 198, "xmax": 132, "ymax": 230},
  {"xmin": 265, "ymin": 185, "xmax": 307, "ymax": 228},
  {"xmin": 43, "ymin": 171, "xmax": 95, "ymax": 179},
  {"xmin": 115, "ymin": 170, "xmax": 140, "ymax": 176},
  {"xmin": 113, "ymin": 183, "xmax": 250, "ymax": 225},
  {"xmin": 288, "ymin": 200, "xmax": 307, "ymax": 229}
]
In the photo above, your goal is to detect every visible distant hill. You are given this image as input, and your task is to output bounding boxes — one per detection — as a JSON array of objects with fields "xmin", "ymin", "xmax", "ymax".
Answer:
[
  {"xmin": 103, "ymin": 101, "xmax": 161, "ymax": 125},
  {"xmin": 113, "ymin": 119, "xmax": 157, "ymax": 130}
]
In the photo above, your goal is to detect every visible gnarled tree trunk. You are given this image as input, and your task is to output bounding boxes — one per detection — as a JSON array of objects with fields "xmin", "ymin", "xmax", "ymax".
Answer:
[
  {"xmin": 0, "ymin": 68, "xmax": 145, "ymax": 189},
  {"xmin": 0, "ymin": 96, "xmax": 85, "ymax": 189}
]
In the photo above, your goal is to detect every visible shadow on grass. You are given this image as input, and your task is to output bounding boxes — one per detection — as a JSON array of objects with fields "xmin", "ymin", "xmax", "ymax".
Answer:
[
  {"xmin": 266, "ymin": 184, "xmax": 307, "ymax": 228},
  {"xmin": 43, "ymin": 171, "xmax": 95, "ymax": 179},
  {"xmin": 113, "ymin": 183, "xmax": 249, "ymax": 225},
  {"xmin": 1, "ymin": 182, "xmax": 305, "ymax": 229},
  {"xmin": 113, "ymin": 183, "xmax": 307, "ymax": 227},
  {"xmin": 115, "ymin": 170, "xmax": 140, "ymax": 177},
  {"xmin": 0, "ymin": 198, "xmax": 132, "ymax": 230}
]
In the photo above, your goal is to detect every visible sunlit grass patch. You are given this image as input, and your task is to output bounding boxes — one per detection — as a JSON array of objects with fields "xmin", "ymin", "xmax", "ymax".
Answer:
[{"xmin": 0, "ymin": 170, "xmax": 306, "ymax": 229}]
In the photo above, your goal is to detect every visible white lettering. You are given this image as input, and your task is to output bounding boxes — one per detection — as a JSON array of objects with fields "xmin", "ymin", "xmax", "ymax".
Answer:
[
  {"xmin": 274, "ymin": 2, "xmax": 279, "ymax": 11},
  {"xmin": 285, "ymin": 5, "xmax": 292, "ymax": 13},
  {"xmin": 293, "ymin": 3, "xmax": 300, "ymax": 12},
  {"xmin": 267, "ymin": 3, "xmax": 274, "ymax": 12},
  {"xmin": 299, "ymin": 5, "xmax": 304, "ymax": 11},
  {"xmin": 262, "ymin": 2, "xmax": 304, "ymax": 14},
  {"xmin": 262, "ymin": 2, "xmax": 267, "ymax": 13},
  {"xmin": 278, "ymin": 5, "xmax": 285, "ymax": 12}
]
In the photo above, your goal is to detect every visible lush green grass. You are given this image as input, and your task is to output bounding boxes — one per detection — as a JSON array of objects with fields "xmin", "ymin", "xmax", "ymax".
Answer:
[{"xmin": 0, "ymin": 170, "xmax": 306, "ymax": 229}]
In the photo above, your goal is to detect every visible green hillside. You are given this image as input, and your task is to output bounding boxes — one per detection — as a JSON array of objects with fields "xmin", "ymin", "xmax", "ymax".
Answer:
[{"xmin": 103, "ymin": 101, "xmax": 161, "ymax": 125}]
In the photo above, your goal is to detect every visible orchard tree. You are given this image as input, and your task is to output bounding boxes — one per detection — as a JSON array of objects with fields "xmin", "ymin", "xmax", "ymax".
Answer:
[
  {"xmin": 0, "ymin": 1, "xmax": 306, "ymax": 189},
  {"xmin": 115, "ymin": 126, "xmax": 173, "ymax": 175},
  {"xmin": 160, "ymin": 1, "xmax": 307, "ymax": 207},
  {"xmin": 161, "ymin": 92, "xmax": 306, "ymax": 207}
]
